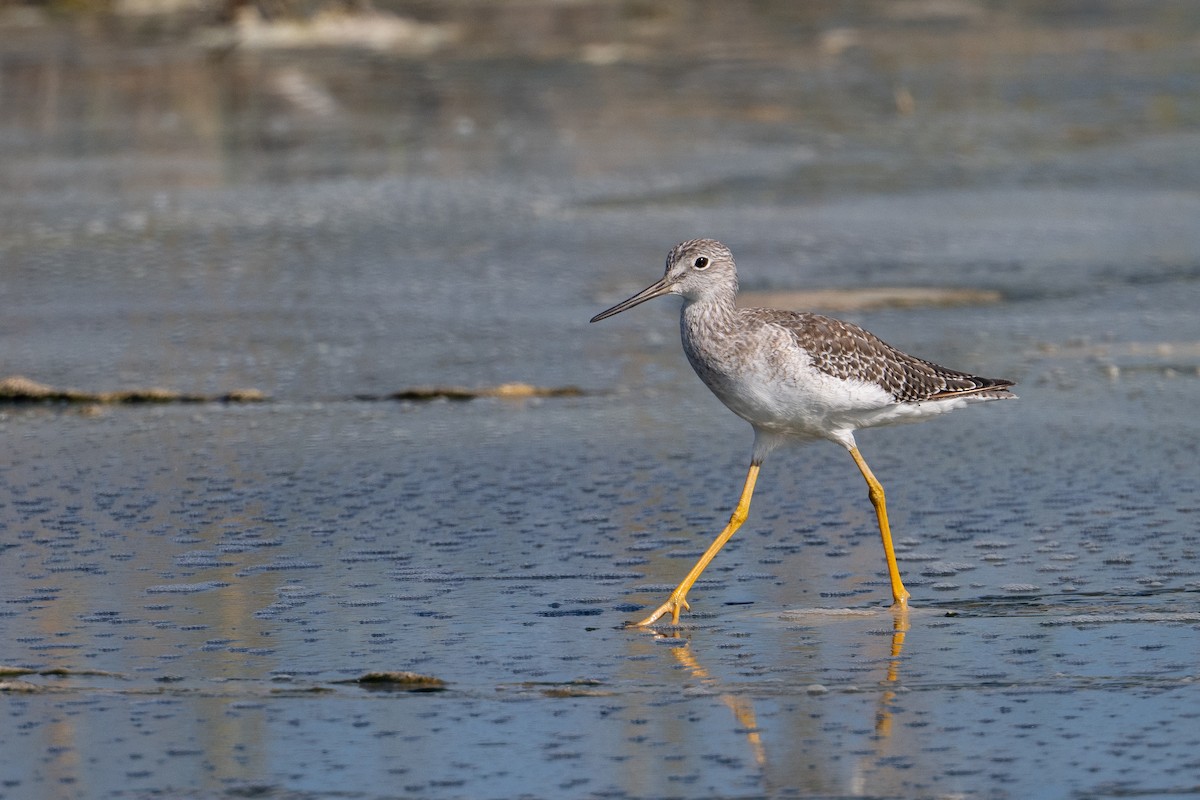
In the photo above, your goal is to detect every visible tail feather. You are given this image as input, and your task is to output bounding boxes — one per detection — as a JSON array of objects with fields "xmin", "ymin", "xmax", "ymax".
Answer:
[{"xmin": 931, "ymin": 376, "xmax": 1016, "ymax": 401}]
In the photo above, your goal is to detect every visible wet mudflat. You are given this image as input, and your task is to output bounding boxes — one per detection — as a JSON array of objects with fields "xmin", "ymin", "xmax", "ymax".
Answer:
[{"xmin": 3, "ymin": 2, "xmax": 1200, "ymax": 798}]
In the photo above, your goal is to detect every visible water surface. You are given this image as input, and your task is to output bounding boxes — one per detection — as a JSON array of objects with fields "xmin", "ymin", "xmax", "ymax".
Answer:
[{"xmin": 3, "ymin": 3, "xmax": 1200, "ymax": 798}]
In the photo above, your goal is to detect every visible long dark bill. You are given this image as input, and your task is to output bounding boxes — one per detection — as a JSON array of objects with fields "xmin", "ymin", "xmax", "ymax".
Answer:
[{"xmin": 589, "ymin": 276, "xmax": 675, "ymax": 323}]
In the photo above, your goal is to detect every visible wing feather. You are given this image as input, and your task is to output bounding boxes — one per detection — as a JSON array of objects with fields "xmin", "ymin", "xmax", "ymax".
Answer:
[{"xmin": 744, "ymin": 309, "xmax": 1015, "ymax": 403}]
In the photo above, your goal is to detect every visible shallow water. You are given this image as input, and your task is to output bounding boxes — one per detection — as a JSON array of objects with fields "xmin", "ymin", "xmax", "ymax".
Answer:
[{"xmin": 3, "ymin": 2, "xmax": 1200, "ymax": 798}]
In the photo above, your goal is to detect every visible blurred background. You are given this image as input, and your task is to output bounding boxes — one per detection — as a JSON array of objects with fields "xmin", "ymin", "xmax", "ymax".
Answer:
[{"xmin": 4, "ymin": 0, "xmax": 1198, "ymax": 400}]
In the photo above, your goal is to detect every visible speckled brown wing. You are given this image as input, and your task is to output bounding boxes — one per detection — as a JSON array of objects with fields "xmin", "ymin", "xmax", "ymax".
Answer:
[{"xmin": 749, "ymin": 309, "xmax": 1015, "ymax": 403}]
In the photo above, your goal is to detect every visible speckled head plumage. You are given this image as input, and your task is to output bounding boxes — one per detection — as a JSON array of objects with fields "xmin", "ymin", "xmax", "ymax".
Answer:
[
  {"xmin": 590, "ymin": 238, "xmax": 740, "ymax": 322},
  {"xmin": 662, "ymin": 238, "xmax": 738, "ymax": 301}
]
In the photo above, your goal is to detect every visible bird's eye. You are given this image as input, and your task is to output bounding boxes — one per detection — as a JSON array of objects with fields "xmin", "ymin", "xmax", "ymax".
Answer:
[{"xmin": 693, "ymin": 256, "xmax": 710, "ymax": 270}]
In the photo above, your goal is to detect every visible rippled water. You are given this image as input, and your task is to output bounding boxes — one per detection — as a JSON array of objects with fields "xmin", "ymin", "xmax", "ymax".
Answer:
[{"xmin": 3, "ymin": 2, "xmax": 1200, "ymax": 798}]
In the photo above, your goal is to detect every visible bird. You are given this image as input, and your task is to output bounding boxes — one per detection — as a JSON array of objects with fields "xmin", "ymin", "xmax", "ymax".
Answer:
[{"xmin": 590, "ymin": 239, "xmax": 1015, "ymax": 627}]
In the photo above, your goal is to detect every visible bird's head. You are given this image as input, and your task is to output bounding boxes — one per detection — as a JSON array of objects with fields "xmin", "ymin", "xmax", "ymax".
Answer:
[{"xmin": 590, "ymin": 238, "xmax": 738, "ymax": 323}]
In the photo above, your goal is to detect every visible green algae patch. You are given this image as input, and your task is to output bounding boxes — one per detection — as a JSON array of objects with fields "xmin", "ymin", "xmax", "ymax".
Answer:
[
  {"xmin": 339, "ymin": 672, "xmax": 448, "ymax": 692},
  {"xmin": 0, "ymin": 376, "xmax": 267, "ymax": 405},
  {"xmin": 390, "ymin": 383, "xmax": 585, "ymax": 402},
  {"xmin": 0, "ymin": 679, "xmax": 45, "ymax": 693},
  {"xmin": 0, "ymin": 666, "xmax": 36, "ymax": 678}
]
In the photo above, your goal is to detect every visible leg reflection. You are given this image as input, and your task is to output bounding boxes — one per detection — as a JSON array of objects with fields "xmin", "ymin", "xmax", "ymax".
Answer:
[
  {"xmin": 874, "ymin": 606, "xmax": 910, "ymax": 739},
  {"xmin": 670, "ymin": 637, "xmax": 768, "ymax": 769}
]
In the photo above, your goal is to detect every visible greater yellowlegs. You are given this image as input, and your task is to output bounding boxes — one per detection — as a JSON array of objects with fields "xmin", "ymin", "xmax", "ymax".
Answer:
[{"xmin": 591, "ymin": 239, "xmax": 1015, "ymax": 627}]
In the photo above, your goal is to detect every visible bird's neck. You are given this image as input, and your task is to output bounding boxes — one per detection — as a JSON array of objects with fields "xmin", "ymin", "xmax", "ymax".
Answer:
[{"xmin": 680, "ymin": 289, "xmax": 740, "ymax": 341}]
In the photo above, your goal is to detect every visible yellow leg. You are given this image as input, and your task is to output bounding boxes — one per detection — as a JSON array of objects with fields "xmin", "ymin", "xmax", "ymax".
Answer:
[
  {"xmin": 848, "ymin": 447, "xmax": 910, "ymax": 607},
  {"xmin": 633, "ymin": 463, "xmax": 761, "ymax": 627}
]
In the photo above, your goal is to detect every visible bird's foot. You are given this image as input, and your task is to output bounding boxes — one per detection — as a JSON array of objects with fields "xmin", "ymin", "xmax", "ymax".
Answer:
[
  {"xmin": 630, "ymin": 592, "xmax": 690, "ymax": 628},
  {"xmin": 890, "ymin": 589, "xmax": 911, "ymax": 609}
]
